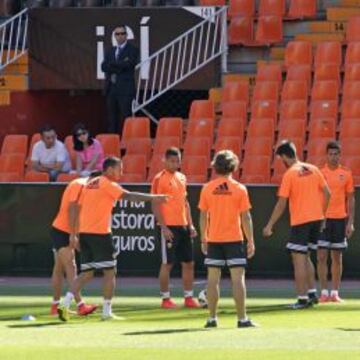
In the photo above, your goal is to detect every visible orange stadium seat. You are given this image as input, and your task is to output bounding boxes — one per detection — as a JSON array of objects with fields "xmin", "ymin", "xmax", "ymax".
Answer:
[
  {"xmin": 271, "ymin": 158, "xmax": 287, "ymax": 184},
  {"xmin": 121, "ymin": 117, "xmax": 150, "ymax": 149},
  {"xmin": 343, "ymin": 81, "xmax": 360, "ymax": 101},
  {"xmin": 342, "ymin": 100, "xmax": 360, "ymax": 118},
  {"xmin": 189, "ymin": 100, "xmax": 215, "ymax": 120},
  {"xmin": 314, "ymin": 64, "xmax": 340, "ymax": 84},
  {"xmin": 64, "ymin": 135, "xmax": 76, "ymax": 167},
  {"xmin": 228, "ymin": 0, "xmax": 255, "ymax": 18},
  {"xmin": 344, "ymin": 64, "xmax": 360, "ymax": 82},
  {"xmin": 24, "ymin": 171, "xmax": 50, "ymax": 182},
  {"xmin": 255, "ymin": 16, "xmax": 283, "ymax": 45},
  {"xmin": 253, "ymin": 81, "xmax": 280, "ymax": 102},
  {"xmin": 244, "ymin": 137, "xmax": 273, "ymax": 156},
  {"xmin": 0, "ymin": 173, "xmax": 22, "ymax": 182},
  {"xmin": 120, "ymin": 174, "xmax": 145, "ymax": 183},
  {"xmin": 156, "ymin": 117, "xmax": 183, "ymax": 142},
  {"xmin": 56, "ymin": 173, "xmax": 80, "ymax": 182},
  {"xmin": 306, "ymin": 155, "xmax": 326, "ymax": 167},
  {"xmin": 345, "ymin": 42, "xmax": 360, "ymax": 65},
  {"xmin": 181, "ymin": 156, "xmax": 208, "ymax": 183},
  {"xmin": 342, "ymin": 139, "xmax": 360, "ymax": 157},
  {"xmin": 285, "ymin": 41, "xmax": 312, "ymax": 68},
  {"xmin": 200, "ymin": 0, "xmax": 225, "ymax": 5},
  {"xmin": 214, "ymin": 137, "xmax": 243, "ymax": 158},
  {"xmin": 251, "ymin": 100, "xmax": 277, "ymax": 121},
  {"xmin": 346, "ymin": 16, "xmax": 360, "ymax": 43},
  {"xmin": 222, "ymin": 81, "xmax": 249, "ymax": 104},
  {"xmin": 222, "ymin": 100, "xmax": 247, "ymax": 119},
  {"xmin": 228, "ymin": 16, "xmax": 254, "ymax": 46},
  {"xmin": 278, "ymin": 119, "xmax": 307, "ymax": 139},
  {"xmin": 241, "ymin": 155, "xmax": 271, "ymax": 183},
  {"xmin": 27, "ymin": 133, "xmax": 41, "ymax": 163},
  {"xmin": 307, "ymin": 138, "xmax": 333, "ymax": 157},
  {"xmin": 339, "ymin": 119, "xmax": 360, "ymax": 139},
  {"xmin": 286, "ymin": 65, "xmax": 312, "ymax": 88},
  {"xmin": 310, "ymin": 100, "xmax": 338, "ymax": 121},
  {"xmin": 1, "ymin": 135, "xmax": 28, "ymax": 156},
  {"xmin": 147, "ymin": 155, "xmax": 164, "ymax": 181},
  {"xmin": 259, "ymin": 0, "xmax": 285, "ymax": 16},
  {"xmin": 217, "ymin": 118, "xmax": 245, "ymax": 139},
  {"xmin": 311, "ymin": 81, "xmax": 339, "ymax": 101},
  {"xmin": 308, "ymin": 118, "xmax": 336, "ymax": 140},
  {"xmin": 122, "ymin": 155, "xmax": 147, "ymax": 178},
  {"xmin": 153, "ymin": 137, "xmax": 181, "ymax": 155},
  {"xmin": 287, "ymin": 0, "xmax": 316, "ymax": 19},
  {"xmin": 256, "ymin": 64, "xmax": 282, "ymax": 84},
  {"xmin": 126, "ymin": 138, "xmax": 152, "ymax": 161},
  {"xmin": 0, "ymin": 154, "xmax": 25, "ymax": 176},
  {"xmin": 186, "ymin": 118, "xmax": 214, "ymax": 141},
  {"xmin": 280, "ymin": 100, "xmax": 307, "ymax": 121},
  {"xmin": 183, "ymin": 138, "xmax": 211, "ymax": 160},
  {"xmin": 247, "ymin": 118, "xmax": 275, "ymax": 139},
  {"xmin": 314, "ymin": 41, "xmax": 342, "ymax": 66},
  {"xmin": 281, "ymin": 81, "xmax": 308, "ymax": 101},
  {"xmin": 96, "ymin": 134, "xmax": 121, "ymax": 157}
]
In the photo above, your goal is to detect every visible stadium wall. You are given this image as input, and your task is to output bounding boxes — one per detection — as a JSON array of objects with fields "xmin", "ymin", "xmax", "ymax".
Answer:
[{"xmin": 0, "ymin": 184, "xmax": 359, "ymax": 278}]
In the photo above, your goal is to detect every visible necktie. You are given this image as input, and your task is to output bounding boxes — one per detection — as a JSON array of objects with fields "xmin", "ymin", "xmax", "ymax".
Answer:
[{"xmin": 115, "ymin": 46, "xmax": 122, "ymax": 61}]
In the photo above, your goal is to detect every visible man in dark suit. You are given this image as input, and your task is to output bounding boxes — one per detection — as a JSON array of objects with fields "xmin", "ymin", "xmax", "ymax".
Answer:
[{"xmin": 101, "ymin": 25, "xmax": 140, "ymax": 134}]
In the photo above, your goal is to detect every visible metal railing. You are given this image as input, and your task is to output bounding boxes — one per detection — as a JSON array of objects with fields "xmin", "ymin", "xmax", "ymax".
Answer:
[
  {"xmin": 0, "ymin": 8, "xmax": 29, "ymax": 72},
  {"xmin": 132, "ymin": 6, "xmax": 228, "ymax": 122}
]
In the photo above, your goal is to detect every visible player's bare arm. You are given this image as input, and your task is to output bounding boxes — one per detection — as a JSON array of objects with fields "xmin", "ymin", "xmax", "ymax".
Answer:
[
  {"xmin": 263, "ymin": 197, "xmax": 288, "ymax": 238},
  {"xmin": 199, "ymin": 211, "xmax": 208, "ymax": 255},
  {"xmin": 122, "ymin": 190, "xmax": 169, "ymax": 203},
  {"xmin": 346, "ymin": 192, "xmax": 355, "ymax": 238},
  {"xmin": 321, "ymin": 185, "xmax": 331, "ymax": 231},
  {"xmin": 68, "ymin": 201, "xmax": 80, "ymax": 249},
  {"xmin": 185, "ymin": 199, "xmax": 197, "ymax": 238},
  {"xmin": 151, "ymin": 201, "xmax": 174, "ymax": 241},
  {"xmin": 241, "ymin": 210, "xmax": 255, "ymax": 258}
]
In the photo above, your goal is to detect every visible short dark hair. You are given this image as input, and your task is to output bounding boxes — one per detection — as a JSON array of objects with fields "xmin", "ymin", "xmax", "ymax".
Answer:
[
  {"xmin": 40, "ymin": 124, "xmax": 55, "ymax": 134},
  {"xmin": 89, "ymin": 170, "xmax": 102, "ymax": 178},
  {"xmin": 276, "ymin": 140, "xmax": 297, "ymax": 159},
  {"xmin": 165, "ymin": 147, "xmax": 181, "ymax": 159},
  {"xmin": 326, "ymin": 140, "xmax": 341, "ymax": 153},
  {"xmin": 103, "ymin": 156, "xmax": 121, "ymax": 172},
  {"xmin": 212, "ymin": 150, "xmax": 239, "ymax": 175},
  {"xmin": 72, "ymin": 123, "xmax": 94, "ymax": 151},
  {"xmin": 115, "ymin": 25, "xmax": 127, "ymax": 33}
]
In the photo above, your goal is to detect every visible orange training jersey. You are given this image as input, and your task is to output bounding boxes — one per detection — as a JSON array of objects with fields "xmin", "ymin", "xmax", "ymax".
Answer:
[
  {"xmin": 321, "ymin": 164, "xmax": 354, "ymax": 219},
  {"xmin": 79, "ymin": 176, "xmax": 124, "ymax": 234},
  {"xmin": 198, "ymin": 176, "xmax": 251, "ymax": 242},
  {"xmin": 278, "ymin": 162, "xmax": 327, "ymax": 226},
  {"xmin": 52, "ymin": 178, "xmax": 87, "ymax": 233},
  {"xmin": 151, "ymin": 170, "xmax": 188, "ymax": 226}
]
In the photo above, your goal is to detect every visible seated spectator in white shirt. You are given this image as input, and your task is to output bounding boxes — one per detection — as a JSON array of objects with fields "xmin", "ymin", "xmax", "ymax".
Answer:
[{"xmin": 31, "ymin": 125, "xmax": 71, "ymax": 181}]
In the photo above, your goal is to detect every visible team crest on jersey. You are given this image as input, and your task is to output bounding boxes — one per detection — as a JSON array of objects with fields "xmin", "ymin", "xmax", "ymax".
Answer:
[{"xmin": 213, "ymin": 182, "xmax": 232, "ymax": 195}]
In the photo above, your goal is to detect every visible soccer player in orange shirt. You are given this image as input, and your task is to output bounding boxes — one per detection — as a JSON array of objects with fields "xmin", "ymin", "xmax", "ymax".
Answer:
[
  {"xmin": 151, "ymin": 148, "xmax": 199, "ymax": 309},
  {"xmin": 263, "ymin": 141, "xmax": 331, "ymax": 309},
  {"xmin": 58, "ymin": 157, "xmax": 168, "ymax": 321},
  {"xmin": 199, "ymin": 150, "xmax": 256, "ymax": 328},
  {"xmin": 50, "ymin": 172, "xmax": 100, "ymax": 317},
  {"xmin": 317, "ymin": 141, "xmax": 355, "ymax": 303}
]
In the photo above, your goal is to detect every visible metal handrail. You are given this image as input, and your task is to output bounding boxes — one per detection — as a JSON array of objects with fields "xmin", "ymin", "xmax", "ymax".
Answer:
[
  {"xmin": 0, "ymin": 8, "xmax": 29, "ymax": 72},
  {"xmin": 133, "ymin": 6, "xmax": 228, "ymax": 121}
]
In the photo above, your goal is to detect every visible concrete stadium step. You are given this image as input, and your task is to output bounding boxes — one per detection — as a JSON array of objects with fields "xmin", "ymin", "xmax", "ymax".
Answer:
[
  {"xmin": 0, "ymin": 74, "xmax": 28, "ymax": 91},
  {"xmin": 270, "ymin": 47, "xmax": 285, "ymax": 60},
  {"xmin": 308, "ymin": 21, "xmax": 347, "ymax": 33},
  {"xmin": 340, "ymin": 0, "xmax": 360, "ymax": 6},
  {"xmin": 327, "ymin": 7, "xmax": 360, "ymax": 21},
  {"xmin": 295, "ymin": 32, "xmax": 345, "ymax": 43},
  {"xmin": 0, "ymin": 90, "xmax": 10, "ymax": 106}
]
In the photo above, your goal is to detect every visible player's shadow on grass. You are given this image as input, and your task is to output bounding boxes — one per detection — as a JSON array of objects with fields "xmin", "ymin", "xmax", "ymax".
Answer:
[
  {"xmin": 337, "ymin": 328, "xmax": 360, "ymax": 332},
  {"xmin": 7, "ymin": 322, "xmax": 62, "ymax": 328},
  {"xmin": 124, "ymin": 328, "xmax": 207, "ymax": 336}
]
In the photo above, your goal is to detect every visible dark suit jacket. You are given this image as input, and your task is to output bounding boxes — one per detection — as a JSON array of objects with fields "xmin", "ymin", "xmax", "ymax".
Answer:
[{"xmin": 101, "ymin": 42, "xmax": 139, "ymax": 97}]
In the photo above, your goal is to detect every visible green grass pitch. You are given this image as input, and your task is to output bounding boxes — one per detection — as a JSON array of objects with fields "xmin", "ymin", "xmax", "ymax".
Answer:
[{"xmin": 1, "ymin": 278, "xmax": 360, "ymax": 360}]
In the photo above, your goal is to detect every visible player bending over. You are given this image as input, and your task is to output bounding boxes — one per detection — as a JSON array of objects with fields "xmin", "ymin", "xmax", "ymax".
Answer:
[
  {"xmin": 199, "ymin": 150, "xmax": 256, "ymax": 328},
  {"xmin": 263, "ymin": 140, "xmax": 331, "ymax": 309}
]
